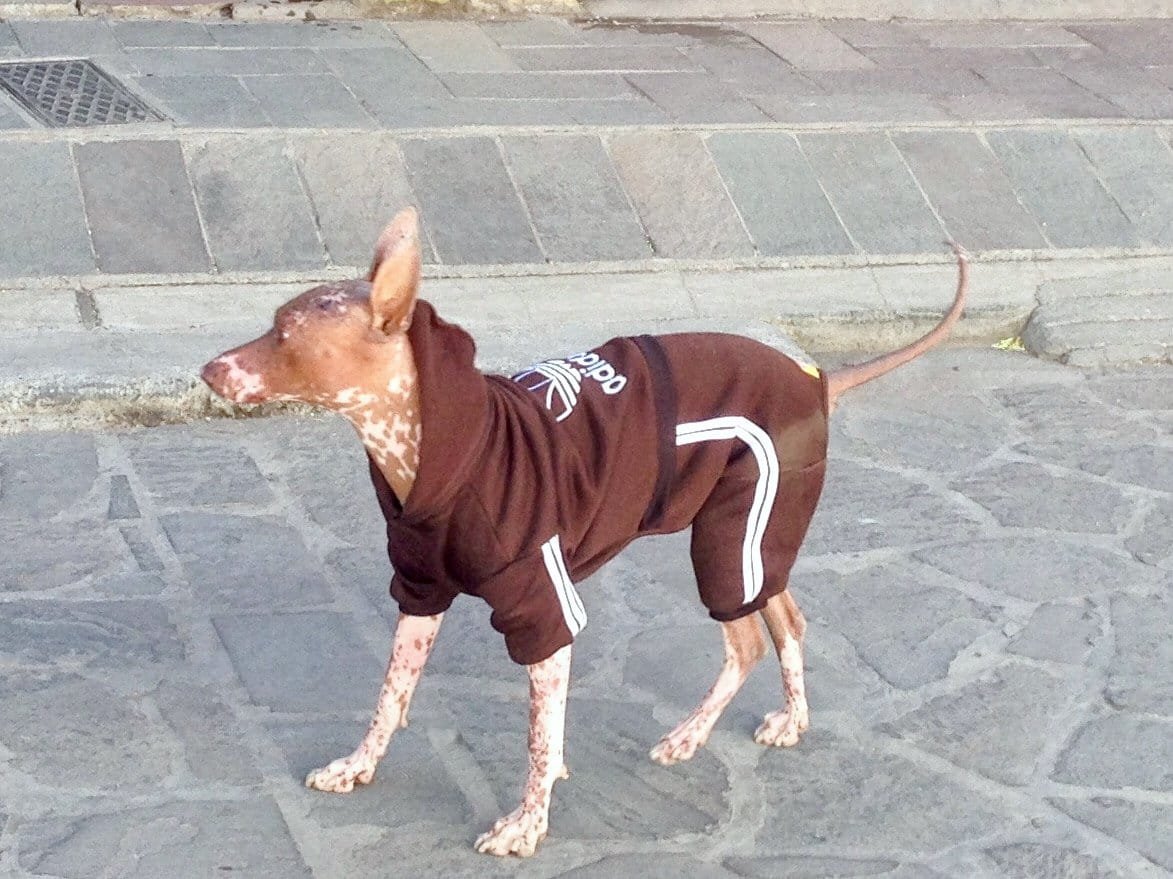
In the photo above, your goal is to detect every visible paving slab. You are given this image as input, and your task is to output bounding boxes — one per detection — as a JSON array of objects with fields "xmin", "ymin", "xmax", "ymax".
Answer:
[
  {"xmin": 400, "ymin": 136, "xmax": 544, "ymax": 265},
  {"xmin": 798, "ymin": 132, "xmax": 945, "ymax": 254},
  {"xmin": 1050, "ymin": 797, "xmax": 1173, "ymax": 871},
  {"xmin": 74, "ymin": 139, "xmax": 212, "ymax": 275},
  {"xmin": 609, "ymin": 130, "xmax": 752, "ymax": 259},
  {"xmin": 625, "ymin": 71, "xmax": 771, "ymax": 123},
  {"xmin": 891, "ymin": 131, "xmax": 1049, "ymax": 251},
  {"xmin": 985, "ymin": 129, "xmax": 1140, "ymax": 249},
  {"xmin": 1074, "ymin": 128, "xmax": 1173, "ymax": 247},
  {"xmin": 242, "ymin": 73, "xmax": 374, "ymax": 127},
  {"xmin": 502, "ymin": 134, "xmax": 652, "ymax": 263},
  {"xmin": 213, "ymin": 611, "xmax": 382, "ymax": 712},
  {"xmin": 186, "ymin": 136, "xmax": 326, "ymax": 272},
  {"xmin": 132, "ymin": 74, "xmax": 271, "ymax": 127},
  {"xmin": 0, "ymin": 142, "xmax": 94, "ymax": 277}
]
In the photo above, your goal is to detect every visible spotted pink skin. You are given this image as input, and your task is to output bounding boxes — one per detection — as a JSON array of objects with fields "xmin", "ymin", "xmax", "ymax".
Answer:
[
  {"xmin": 305, "ymin": 612, "xmax": 443, "ymax": 793},
  {"xmin": 475, "ymin": 644, "xmax": 572, "ymax": 858}
]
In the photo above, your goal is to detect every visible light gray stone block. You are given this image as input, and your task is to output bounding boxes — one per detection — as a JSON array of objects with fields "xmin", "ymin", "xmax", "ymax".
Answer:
[
  {"xmin": 503, "ymin": 134, "xmax": 652, "ymax": 262},
  {"xmin": 799, "ymin": 132, "xmax": 945, "ymax": 254},
  {"xmin": 75, "ymin": 140, "xmax": 211, "ymax": 275},
  {"xmin": 162, "ymin": 512, "xmax": 332, "ymax": 610},
  {"xmin": 0, "ymin": 432, "xmax": 97, "ymax": 519},
  {"xmin": 986, "ymin": 130, "xmax": 1140, "ymax": 249},
  {"xmin": 1050, "ymin": 797, "xmax": 1173, "ymax": 870},
  {"xmin": 949, "ymin": 461, "xmax": 1134, "ymax": 534},
  {"xmin": 155, "ymin": 680, "xmax": 263, "ymax": 784},
  {"xmin": 510, "ymin": 45, "xmax": 696, "ymax": 71},
  {"xmin": 10, "ymin": 19, "xmax": 120, "ymax": 55},
  {"xmin": 0, "ymin": 142, "xmax": 94, "ymax": 277},
  {"xmin": 741, "ymin": 22, "xmax": 875, "ymax": 70},
  {"xmin": 128, "ymin": 46, "xmax": 328, "ymax": 76},
  {"xmin": 1106, "ymin": 592, "xmax": 1173, "ymax": 715},
  {"xmin": 564, "ymin": 854, "xmax": 736, "ymax": 878},
  {"xmin": 124, "ymin": 431, "xmax": 273, "ymax": 506},
  {"xmin": 440, "ymin": 71, "xmax": 638, "ymax": 100},
  {"xmin": 110, "ymin": 20, "xmax": 214, "ymax": 47},
  {"xmin": 400, "ymin": 136, "xmax": 542, "ymax": 265},
  {"xmin": 19, "ymin": 798, "xmax": 312, "ymax": 878},
  {"xmin": 799, "ymin": 563, "xmax": 996, "ymax": 690},
  {"xmin": 754, "ymin": 730, "xmax": 1009, "ymax": 852},
  {"xmin": 133, "ymin": 74, "xmax": 270, "ymax": 128},
  {"xmin": 625, "ymin": 72, "xmax": 770, "ymax": 123},
  {"xmin": 984, "ymin": 843, "xmax": 1124, "ymax": 879},
  {"xmin": 892, "ymin": 131, "xmax": 1048, "ymax": 251},
  {"xmin": 915, "ymin": 537, "xmax": 1157, "ymax": 602},
  {"xmin": 754, "ymin": 92, "xmax": 950, "ymax": 124},
  {"xmin": 683, "ymin": 39, "xmax": 819, "ymax": 94},
  {"xmin": 1053, "ymin": 713, "xmax": 1172, "ymax": 791},
  {"xmin": 609, "ymin": 130, "xmax": 752, "ymax": 259},
  {"xmin": 213, "ymin": 612, "xmax": 381, "ymax": 712},
  {"xmin": 0, "ymin": 671, "xmax": 173, "ymax": 790},
  {"xmin": 292, "ymin": 133, "xmax": 425, "ymax": 268},
  {"xmin": 321, "ymin": 46, "xmax": 454, "ymax": 116},
  {"xmin": 0, "ymin": 599, "xmax": 180, "ymax": 668},
  {"xmin": 391, "ymin": 21, "xmax": 517, "ymax": 72},
  {"xmin": 1076, "ymin": 129, "xmax": 1173, "ymax": 247},
  {"xmin": 887, "ymin": 662, "xmax": 1077, "ymax": 785},
  {"xmin": 206, "ymin": 20, "xmax": 394, "ymax": 47},
  {"xmin": 243, "ymin": 74, "xmax": 374, "ymax": 127},
  {"xmin": 267, "ymin": 720, "xmax": 471, "ymax": 827},
  {"xmin": 708, "ymin": 131, "xmax": 855, "ymax": 257},
  {"xmin": 1007, "ymin": 601, "xmax": 1100, "ymax": 665},
  {"xmin": 0, "ymin": 520, "xmax": 131, "ymax": 592},
  {"xmin": 186, "ymin": 136, "xmax": 326, "ymax": 272}
]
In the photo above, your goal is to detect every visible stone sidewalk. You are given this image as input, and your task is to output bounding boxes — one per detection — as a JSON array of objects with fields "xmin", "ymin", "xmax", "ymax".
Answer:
[{"xmin": 0, "ymin": 351, "xmax": 1169, "ymax": 878}]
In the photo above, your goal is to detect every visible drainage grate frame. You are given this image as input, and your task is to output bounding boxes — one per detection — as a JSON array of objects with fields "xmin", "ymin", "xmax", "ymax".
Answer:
[{"xmin": 0, "ymin": 59, "xmax": 164, "ymax": 128}]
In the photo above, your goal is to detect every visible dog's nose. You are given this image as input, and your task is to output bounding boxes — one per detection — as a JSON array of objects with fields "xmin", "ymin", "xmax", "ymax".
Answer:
[{"xmin": 200, "ymin": 358, "xmax": 226, "ymax": 392}]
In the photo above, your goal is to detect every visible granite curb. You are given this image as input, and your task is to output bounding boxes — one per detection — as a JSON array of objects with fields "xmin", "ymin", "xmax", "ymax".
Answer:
[{"xmin": 2, "ymin": 255, "xmax": 1170, "ymax": 431}]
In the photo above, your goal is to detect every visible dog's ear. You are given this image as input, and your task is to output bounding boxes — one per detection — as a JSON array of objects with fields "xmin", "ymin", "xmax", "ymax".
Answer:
[{"xmin": 368, "ymin": 207, "xmax": 421, "ymax": 333}]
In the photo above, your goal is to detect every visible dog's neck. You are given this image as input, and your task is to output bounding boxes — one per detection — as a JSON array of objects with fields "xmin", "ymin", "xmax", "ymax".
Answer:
[{"xmin": 331, "ymin": 335, "xmax": 421, "ymax": 505}]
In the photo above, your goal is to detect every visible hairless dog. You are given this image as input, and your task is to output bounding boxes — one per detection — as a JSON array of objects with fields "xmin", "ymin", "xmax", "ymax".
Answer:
[{"xmin": 202, "ymin": 208, "xmax": 968, "ymax": 857}]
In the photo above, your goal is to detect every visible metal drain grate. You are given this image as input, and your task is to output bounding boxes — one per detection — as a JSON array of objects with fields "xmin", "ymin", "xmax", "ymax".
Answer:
[{"xmin": 0, "ymin": 59, "xmax": 163, "ymax": 127}]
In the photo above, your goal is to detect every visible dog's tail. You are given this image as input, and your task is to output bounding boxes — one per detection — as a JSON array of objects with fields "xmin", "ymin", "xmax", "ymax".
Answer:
[{"xmin": 825, "ymin": 244, "xmax": 968, "ymax": 412}]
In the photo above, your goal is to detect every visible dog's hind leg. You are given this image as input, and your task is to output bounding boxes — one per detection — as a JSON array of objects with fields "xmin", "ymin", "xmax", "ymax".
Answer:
[
  {"xmin": 650, "ymin": 614, "xmax": 766, "ymax": 766},
  {"xmin": 754, "ymin": 590, "xmax": 809, "ymax": 748}
]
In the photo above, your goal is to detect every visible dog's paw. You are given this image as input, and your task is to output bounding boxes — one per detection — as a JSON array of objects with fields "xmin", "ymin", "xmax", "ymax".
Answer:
[
  {"xmin": 474, "ymin": 807, "xmax": 548, "ymax": 858},
  {"xmin": 753, "ymin": 706, "xmax": 809, "ymax": 748},
  {"xmin": 649, "ymin": 724, "xmax": 707, "ymax": 766},
  {"xmin": 304, "ymin": 753, "xmax": 377, "ymax": 793}
]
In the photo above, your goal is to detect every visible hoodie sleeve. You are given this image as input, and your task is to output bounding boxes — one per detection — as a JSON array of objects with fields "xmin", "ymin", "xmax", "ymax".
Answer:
[{"xmin": 475, "ymin": 534, "xmax": 585, "ymax": 666}]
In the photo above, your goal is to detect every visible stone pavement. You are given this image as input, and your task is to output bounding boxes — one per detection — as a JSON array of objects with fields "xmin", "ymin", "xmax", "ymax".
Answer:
[
  {"xmin": 0, "ymin": 14, "xmax": 1171, "ymax": 424},
  {"xmin": 0, "ymin": 350, "xmax": 1169, "ymax": 878}
]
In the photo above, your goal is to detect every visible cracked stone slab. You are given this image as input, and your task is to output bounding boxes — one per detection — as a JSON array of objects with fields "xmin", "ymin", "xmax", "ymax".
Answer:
[
  {"xmin": 949, "ymin": 462, "xmax": 1134, "ymax": 534},
  {"xmin": 804, "ymin": 460, "xmax": 988, "ymax": 556},
  {"xmin": 213, "ymin": 612, "xmax": 382, "ymax": 713},
  {"xmin": 123, "ymin": 430, "xmax": 275, "ymax": 508},
  {"xmin": 1105, "ymin": 592, "xmax": 1173, "ymax": 714},
  {"xmin": 798, "ymin": 564, "xmax": 997, "ymax": 690},
  {"xmin": 17, "ymin": 798, "xmax": 311, "ymax": 878},
  {"xmin": 0, "ymin": 671, "xmax": 175, "ymax": 791},
  {"xmin": 886, "ymin": 662, "xmax": 1079, "ymax": 786},
  {"xmin": 1052, "ymin": 713, "xmax": 1173, "ymax": 791},
  {"xmin": 162, "ymin": 512, "xmax": 332, "ymax": 610},
  {"xmin": 453, "ymin": 698, "xmax": 729, "ymax": 841},
  {"xmin": 914, "ymin": 536, "xmax": 1159, "ymax": 602},
  {"xmin": 984, "ymin": 842, "xmax": 1124, "ymax": 878},
  {"xmin": 1007, "ymin": 600, "xmax": 1101, "ymax": 665},
  {"xmin": 266, "ymin": 720, "xmax": 471, "ymax": 829},
  {"xmin": 0, "ymin": 599, "xmax": 182, "ymax": 669},
  {"xmin": 0, "ymin": 520, "xmax": 132, "ymax": 592},
  {"xmin": 753, "ymin": 730, "xmax": 1012, "ymax": 854},
  {"xmin": 154, "ymin": 679, "xmax": 263, "ymax": 785},
  {"xmin": 1023, "ymin": 293, "xmax": 1173, "ymax": 367},
  {"xmin": 0, "ymin": 432, "xmax": 99, "ymax": 520},
  {"xmin": 1050, "ymin": 797, "xmax": 1173, "ymax": 871}
]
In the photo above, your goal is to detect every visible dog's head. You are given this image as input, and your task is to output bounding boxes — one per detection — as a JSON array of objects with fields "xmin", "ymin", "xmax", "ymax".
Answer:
[{"xmin": 201, "ymin": 208, "xmax": 422, "ymax": 410}]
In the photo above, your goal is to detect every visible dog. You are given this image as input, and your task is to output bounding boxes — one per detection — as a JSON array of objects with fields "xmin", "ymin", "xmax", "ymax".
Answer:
[{"xmin": 201, "ymin": 207, "xmax": 968, "ymax": 857}]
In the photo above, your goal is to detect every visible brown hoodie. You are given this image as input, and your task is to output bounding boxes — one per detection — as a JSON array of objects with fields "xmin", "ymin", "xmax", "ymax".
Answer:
[{"xmin": 370, "ymin": 301, "xmax": 828, "ymax": 665}]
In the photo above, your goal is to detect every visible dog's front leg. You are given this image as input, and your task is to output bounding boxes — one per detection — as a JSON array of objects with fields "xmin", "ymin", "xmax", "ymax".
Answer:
[
  {"xmin": 306, "ymin": 612, "xmax": 443, "ymax": 793},
  {"xmin": 475, "ymin": 643, "xmax": 572, "ymax": 858}
]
